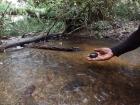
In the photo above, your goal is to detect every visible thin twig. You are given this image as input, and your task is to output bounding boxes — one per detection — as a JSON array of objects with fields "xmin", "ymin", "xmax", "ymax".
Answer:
[
  {"xmin": 66, "ymin": 25, "xmax": 85, "ymax": 35},
  {"xmin": 44, "ymin": 20, "xmax": 58, "ymax": 41}
]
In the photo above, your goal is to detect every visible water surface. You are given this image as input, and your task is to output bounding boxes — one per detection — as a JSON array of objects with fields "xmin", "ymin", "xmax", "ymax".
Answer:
[{"xmin": 0, "ymin": 38, "xmax": 140, "ymax": 105}]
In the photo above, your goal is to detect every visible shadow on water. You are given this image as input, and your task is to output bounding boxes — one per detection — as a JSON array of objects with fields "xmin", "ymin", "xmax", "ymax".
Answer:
[{"xmin": 0, "ymin": 38, "xmax": 140, "ymax": 105}]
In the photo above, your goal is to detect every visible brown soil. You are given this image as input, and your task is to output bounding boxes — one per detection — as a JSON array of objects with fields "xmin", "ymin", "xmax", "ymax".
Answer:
[{"xmin": 71, "ymin": 21, "xmax": 140, "ymax": 41}]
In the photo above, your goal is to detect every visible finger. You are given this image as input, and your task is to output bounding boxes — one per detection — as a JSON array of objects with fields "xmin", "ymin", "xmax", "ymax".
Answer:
[
  {"xmin": 86, "ymin": 56, "xmax": 104, "ymax": 61},
  {"xmin": 86, "ymin": 57, "xmax": 96, "ymax": 61},
  {"xmin": 86, "ymin": 57, "xmax": 93, "ymax": 60},
  {"xmin": 94, "ymin": 48, "xmax": 102, "ymax": 52},
  {"xmin": 94, "ymin": 48, "xmax": 105, "ymax": 53}
]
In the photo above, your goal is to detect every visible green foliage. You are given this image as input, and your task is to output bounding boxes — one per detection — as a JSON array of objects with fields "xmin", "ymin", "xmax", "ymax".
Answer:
[
  {"xmin": 2, "ymin": 17, "xmax": 64, "ymax": 36},
  {"xmin": 0, "ymin": 2, "xmax": 9, "ymax": 12},
  {"xmin": 114, "ymin": 0, "xmax": 140, "ymax": 20},
  {"xmin": 0, "ymin": 0, "xmax": 140, "ymax": 37},
  {"xmin": 25, "ymin": 0, "xmax": 118, "ymax": 21},
  {"xmin": 0, "ymin": 2, "xmax": 27, "ymax": 15}
]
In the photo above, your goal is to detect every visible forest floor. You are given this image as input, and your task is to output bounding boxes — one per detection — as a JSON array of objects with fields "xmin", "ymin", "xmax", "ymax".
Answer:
[
  {"xmin": 73, "ymin": 20, "xmax": 140, "ymax": 41},
  {"xmin": 102, "ymin": 20, "xmax": 140, "ymax": 41}
]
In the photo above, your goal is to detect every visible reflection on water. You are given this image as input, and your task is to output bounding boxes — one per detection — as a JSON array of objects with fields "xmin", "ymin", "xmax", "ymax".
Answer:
[{"xmin": 0, "ymin": 38, "xmax": 140, "ymax": 105}]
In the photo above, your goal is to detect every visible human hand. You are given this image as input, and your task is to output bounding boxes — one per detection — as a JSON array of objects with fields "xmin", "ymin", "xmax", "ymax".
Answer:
[{"xmin": 87, "ymin": 48, "xmax": 114, "ymax": 61}]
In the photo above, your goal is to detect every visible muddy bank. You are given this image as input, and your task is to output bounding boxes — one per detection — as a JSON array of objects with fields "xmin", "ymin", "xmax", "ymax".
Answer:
[
  {"xmin": 71, "ymin": 21, "xmax": 140, "ymax": 41},
  {"xmin": 102, "ymin": 21, "xmax": 140, "ymax": 41}
]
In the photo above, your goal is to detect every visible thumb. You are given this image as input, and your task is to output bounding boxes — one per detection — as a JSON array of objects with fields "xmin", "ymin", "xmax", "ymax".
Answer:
[{"xmin": 94, "ymin": 48, "xmax": 105, "ymax": 53}]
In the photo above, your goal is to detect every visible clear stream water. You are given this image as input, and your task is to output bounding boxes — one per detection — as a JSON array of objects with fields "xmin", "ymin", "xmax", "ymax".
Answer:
[{"xmin": 0, "ymin": 38, "xmax": 140, "ymax": 105}]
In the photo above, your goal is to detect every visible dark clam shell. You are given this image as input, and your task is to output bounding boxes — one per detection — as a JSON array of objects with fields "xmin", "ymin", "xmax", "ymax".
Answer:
[{"xmin": 89, "ymin": 52, "xmax": 98, "ymax": 58}]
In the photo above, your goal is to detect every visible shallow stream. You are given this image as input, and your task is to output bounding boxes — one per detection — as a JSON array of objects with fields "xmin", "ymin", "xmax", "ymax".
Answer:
[{"xmin": 0, "ymin": 38, "xmax": 140, "ymax": 105}]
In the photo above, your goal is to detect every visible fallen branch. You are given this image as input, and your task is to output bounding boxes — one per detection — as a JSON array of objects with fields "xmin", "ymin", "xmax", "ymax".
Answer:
[
  {"xmin": 0, "ymin": 33, "xmax": 62, "ymax": 52},
  {"xmin": 28, "ymin": 44, "xmax": 81, "ymax": 52},
  {"xmin": 0, "ymin": 18, "xmax": 84, "ymax": 52},
  {"xmin": 0, "ymin": 20, "xmax": 59, "ymax": 52}
]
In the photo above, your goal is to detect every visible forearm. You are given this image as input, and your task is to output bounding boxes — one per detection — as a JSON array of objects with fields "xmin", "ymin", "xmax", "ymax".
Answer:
[{"xmin": 111, "ymin": 25, "xmax": 140, "ymax": 56}]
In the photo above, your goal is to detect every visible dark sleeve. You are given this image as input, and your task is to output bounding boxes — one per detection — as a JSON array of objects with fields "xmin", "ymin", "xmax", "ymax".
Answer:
[{"xmin": 111, "ymin": 25, "xmax": 140, "ymax": 56}]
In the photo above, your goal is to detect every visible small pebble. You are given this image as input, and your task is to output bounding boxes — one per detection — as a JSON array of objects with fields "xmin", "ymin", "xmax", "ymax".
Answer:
[
  {"xmin": 0, "ymin": 62, "xmax": 3, "ymax": 65},
  {"xmin": 83, "ymin": 98, "xmax": 88, "ymax": 103}
]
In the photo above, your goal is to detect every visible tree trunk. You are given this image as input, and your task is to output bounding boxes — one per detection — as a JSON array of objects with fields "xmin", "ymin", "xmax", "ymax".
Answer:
[
  {"xmin": 0, "ymin": 33, "xmax": 62, "ymax": 52},
  {"xmin": 63, "ymin": 18, "xmax": 83, "ymax": 33}
]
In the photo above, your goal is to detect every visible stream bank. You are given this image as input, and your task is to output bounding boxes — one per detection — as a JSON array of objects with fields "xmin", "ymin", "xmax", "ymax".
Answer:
[{"xmin": 71, "ymin": 20, "xmax": 140, "ymax": 41}]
